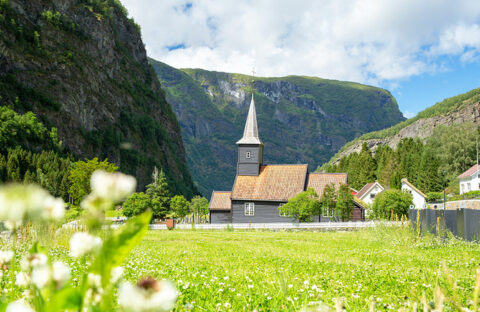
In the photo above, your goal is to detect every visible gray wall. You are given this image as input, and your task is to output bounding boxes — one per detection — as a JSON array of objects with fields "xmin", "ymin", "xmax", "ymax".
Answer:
[
  {"xmin": 210, "ymin": 210, "xmax": 232, "ymax": 224},
  {"xmin": 232, "ymin": 200, "xmax": 294, "ymax": 223},
  {"xmin": 237, "ymin": 144, "xmax": 263, "ymax": 176}
]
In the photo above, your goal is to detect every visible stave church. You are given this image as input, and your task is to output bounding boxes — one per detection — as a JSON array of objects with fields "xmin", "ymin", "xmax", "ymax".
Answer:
[{"xmin": 208, "ymin": 90, "xmax": 365, "ymax": 223}]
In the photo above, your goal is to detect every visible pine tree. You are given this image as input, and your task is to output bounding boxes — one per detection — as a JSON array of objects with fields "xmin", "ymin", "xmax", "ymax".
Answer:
[
  {"xmin": 418, "ymin": 149, "xmax": 443, "ymax": 192},
  {"xmin": 146, "ymin": 167, "xmax": 171, "ymax": 219},
  {"xmin": 336, "ymin": 184, "xmax": 354, "ymax": 221}
]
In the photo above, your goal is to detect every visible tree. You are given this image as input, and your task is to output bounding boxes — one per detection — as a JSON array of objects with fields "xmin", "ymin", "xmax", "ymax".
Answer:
[
  {"xmin": 190, "ymin": 196, "xmax": 209, "ymax": 223},
  {"xmin": 278, "ymin": 188, "xmax": 321, "ymax": 222},
  {"xmin": 371, "ymin": 189, "xmax": 413, "ymax": 220},
  {"xmin": 170, "ymin": 195, "xmax": 190, "ymax": 220},
  {"xmin": 122, "ymin": 192, "xmax": 150, "ymax": 217},
  {"xmin": 320, "ymin": 183, "xmax": 336, "ymax": 219},
  {"xmin": 417, "ymin": 149, "xmax": 443, "ymax": 192},
  {"xmin": 336, "ymin": 184, "xmax": 354, "ymax": 221},
  {"xmin": 68, "ymin": 157, "xmax": 118, "ymax": 205},
  {"xmin": 356, "ymin": 143, "xmax": 376, "ymax": 188},
  {"xmin": 145, "ymin": 167, "xmax": 171, "ymax": 219}
]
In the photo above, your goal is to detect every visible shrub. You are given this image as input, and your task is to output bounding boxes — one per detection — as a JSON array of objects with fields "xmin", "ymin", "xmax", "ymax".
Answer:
[
  {"xmin": 122, "ymin": 192, "xmax": 150, "ymax": 217},
  {"xmin": 427, "ymin": 192, "xmax": 444, "ymax": 202},
  {"xmin": 372, "ymin": 189, "xmax": 413, "ymax": 219},
  {"xmin": 170, "ymin": 195, "xmax": 190, "ymax": 219},
  {"xmin": 278, "ymin": 188, "xmax": 321, "ymax": 222}
]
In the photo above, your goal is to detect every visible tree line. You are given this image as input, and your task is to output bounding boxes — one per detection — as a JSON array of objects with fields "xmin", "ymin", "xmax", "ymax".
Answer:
[{"xmin": 323, "ymin": 123, "xmax": 480, "ymax": 194}]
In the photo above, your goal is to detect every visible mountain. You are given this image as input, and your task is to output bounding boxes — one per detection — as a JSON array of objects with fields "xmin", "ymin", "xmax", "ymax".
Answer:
[
  {"xmin": 326, "ymin": 87, "xmax": 480, "ymax": 166},
  {"xmin": 0, "ymin": 0, "xmax": 197, "ymax": 197},
  {"xmin": 149, "ymin": 59, "xmax": 405, "ymax": 196}
]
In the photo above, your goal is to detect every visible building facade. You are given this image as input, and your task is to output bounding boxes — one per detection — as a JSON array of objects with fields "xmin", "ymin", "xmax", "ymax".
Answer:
[
  {"xmin": 208, "ymin": 93, "xmax": 364, "ymax": 223},
  {"xmin": 401, "ymin": 178, "xmax": 426, "ymax": 209},
  {"xmin": 458, "ymin": 164, "xmax": 480, "ymax": 194},
  {"xmin": 356, "ymin": 182, "xmax": 384, "ymax": 206}
]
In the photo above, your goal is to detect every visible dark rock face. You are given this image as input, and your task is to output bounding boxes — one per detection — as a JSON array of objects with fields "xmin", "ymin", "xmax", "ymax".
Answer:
[
  {"xmin": 0, "ymin": 0, "xmax": 197, "ymax": 196},
  {"xmin": 150, "ymin": 60, "xmax": 405, "ymax": 197}
]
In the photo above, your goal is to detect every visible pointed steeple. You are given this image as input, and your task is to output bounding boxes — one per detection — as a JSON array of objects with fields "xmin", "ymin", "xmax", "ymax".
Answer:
[{"xmin": 236, "ymin": 94, "xmax": 262, "ymax": 145}]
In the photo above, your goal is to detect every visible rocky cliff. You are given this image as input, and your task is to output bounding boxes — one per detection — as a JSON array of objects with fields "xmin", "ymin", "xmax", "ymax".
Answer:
[
  {"xmin": 150, "ymin": 60, "xmax": 405, "ymax": 196},
  {"xmin": 0, "ymin": 0, "xmax": 197, "ymax": 196},
  {"xmin": 327, "ymin": 88, "xmax": 480, "ymax": 166}
]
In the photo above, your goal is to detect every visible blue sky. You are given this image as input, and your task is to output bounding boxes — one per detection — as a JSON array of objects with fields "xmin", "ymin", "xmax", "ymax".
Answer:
[
  {"xmin": 387, "ymin": 58, "xmax": 480, "ymax": 117},
  {"xmin": 121, "ymin": 0, "xmax": 480, "ymax": 118}
]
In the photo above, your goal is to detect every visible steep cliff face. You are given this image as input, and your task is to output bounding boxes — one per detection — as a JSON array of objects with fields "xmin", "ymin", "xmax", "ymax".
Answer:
[
  {"xmin": 0, "ymin": 0, "xmax": 197, "ymax": 196},
  {"xmin": 150, "ymin": 60, "xmax": 405, "ymax": 196},
  {"xmin": 327, "ymin": 88, "xmax": 480, "ymax": 166}
]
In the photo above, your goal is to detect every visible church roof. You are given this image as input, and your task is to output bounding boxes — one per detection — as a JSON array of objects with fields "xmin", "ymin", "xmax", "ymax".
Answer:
[
  {"xmin": 231, "ymin": 164, "xmax": 308, "ymax": 201},
  {"xmin": 306, "ymin": 173, "xmax": 347, "ymax": 196},
  {"xmin": 209, "ymin": 191, "xmax": 232, "ymax": 211},
  {"xmin": 236, "ymin": 95, "xmax": 262, "ymax": 145}
]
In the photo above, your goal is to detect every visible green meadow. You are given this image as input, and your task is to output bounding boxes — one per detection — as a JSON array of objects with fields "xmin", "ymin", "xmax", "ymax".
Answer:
[
  {"xmin": 2, "ymin": 225, "xmax": 480, "ymax": 311},
  {"xmin": 123, "ymin": 227, "xmax": 480, "ymax": 311}
]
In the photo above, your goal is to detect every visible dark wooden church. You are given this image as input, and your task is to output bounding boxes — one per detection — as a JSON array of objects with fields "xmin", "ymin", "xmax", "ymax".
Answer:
[{"xmin": 208, "ymin": 93, "xmax": 364, "ymax": 223}]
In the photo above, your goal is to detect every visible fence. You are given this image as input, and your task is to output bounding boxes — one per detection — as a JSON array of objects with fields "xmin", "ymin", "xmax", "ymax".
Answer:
[
  {"xmin": 409, "ymin": 208, "xmax": 480, "ymax": 241},
  {"xmin": 149, "ymin": 221, "xmax": 396, "ymax": 231}
]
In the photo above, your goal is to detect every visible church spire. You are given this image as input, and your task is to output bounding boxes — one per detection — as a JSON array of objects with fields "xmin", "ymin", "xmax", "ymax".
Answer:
[{"xmin": 237, "ymin": 68, "xmax": 262, "ymax": 145}]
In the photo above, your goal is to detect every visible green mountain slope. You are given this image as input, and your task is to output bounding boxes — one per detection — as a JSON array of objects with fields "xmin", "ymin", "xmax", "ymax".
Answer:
[
  {"xmin": 325, "ymin": 87, "xmax": 480, "ymax": 167},
  {"xmin": 150, "ymin": 59, "xmax": 405, "ymax": 196},
  {"xmin": 0, "ymin": 0, "xmax": 197, "ymax": 197}
]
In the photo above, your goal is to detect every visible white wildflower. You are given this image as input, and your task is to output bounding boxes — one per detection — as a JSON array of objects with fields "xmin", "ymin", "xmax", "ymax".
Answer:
[
  {"xmin": 110, "ymin": 266, "xmax": 124, "ymax": 284},
  {"xmin": 31, "ymin": 265, "xmax": 51, "ymax": 289},
  {"xmin": 0, "ymin": 250, "xmax": 14, "ymax": 266},
  {"xmin": 42, "ymin": 196, "xmax": 65, "ymax": 220},
  {"xmin": 52, "ymin": 261, "xmax": 71, "ymax": 288},
  {"xmin": 248, "ymin": 284, "xmax": 254, "ymax": 289},
  {"xmin": 15, "ymin": 272, "xmax": 31, "ymax": 287},
  {"xmin": 224, "ymin": 302, "xmax": 231, "ymax": 309},
  {"xmin": 118, "ymin": 278, "xmax": 177, "ymax": 312},
  {"xmin": 6, "ymin": 300, "xmax": 35, "ymax": 312},
  {"xmin": 88, "ymin": 273, "xmax": 102, "ymax": 288},
  {"xmin": 90, "ymin": 170, "xmax": 136, "ymax": 203},
  {"xmin": 69, "ymin": 232, "xmax": 103, "ymax": 257},
  {"xmin": 0, "ymin": 184, "xmax": 64, "ymax": 225},
  {"xmin": 21, "ymin": 253, "xmax": 48, "ymax": 271}
]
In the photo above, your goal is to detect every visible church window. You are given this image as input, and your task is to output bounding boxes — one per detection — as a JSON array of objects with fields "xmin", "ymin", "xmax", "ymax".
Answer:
[
  {"xmin": 322, "ymin": 207, "xmax": 334, "ymax": 218},
  {"xmin": 246, "ymin": 151, "xmax": 251, "ymax": 159},
  {"xmin": 244, "ymin": 202, "xmax": 255, "ymax": 216}
]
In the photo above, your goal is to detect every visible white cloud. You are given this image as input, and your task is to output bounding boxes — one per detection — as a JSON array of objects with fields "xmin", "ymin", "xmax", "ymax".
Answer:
[
  {"xmin": 403, "ymin": 111, "xmax": 415, "ymax": 119},
  {"xmin": 121, "ymin": 0, "xmax": 480, "ymax": 85}
]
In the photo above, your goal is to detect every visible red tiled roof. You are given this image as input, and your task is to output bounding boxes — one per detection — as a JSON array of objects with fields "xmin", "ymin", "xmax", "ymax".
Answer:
[
  {"xmin": 306, "ymin": 173, "xmax": 347, "ymax": 196},
  {"xmin": 209, "ymin": 191, "xmax": 231, "ymax": 211},
  {"xmin": 356, "ymin": 182, "xmax": 376, "ymax": 199},
  {"xmin": 231, "ymin": 165, "xmax": 308, "ymax": 201},
  {"xmin": 458, "ymin": 164, "xmax": 480, "ymax": 179}
]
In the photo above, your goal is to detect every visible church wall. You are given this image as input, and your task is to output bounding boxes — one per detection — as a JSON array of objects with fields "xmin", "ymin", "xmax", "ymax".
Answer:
[
  {"xmin": 237, "ymin": 163, "xmax": 260, "ymax": 176},
  {"xmin": 231, "ymin": 200, "xmax": 294, "ymax": 223},
  {"xmin": 210, "ymin": 210, "xmax": 232, "ymax": 224}
]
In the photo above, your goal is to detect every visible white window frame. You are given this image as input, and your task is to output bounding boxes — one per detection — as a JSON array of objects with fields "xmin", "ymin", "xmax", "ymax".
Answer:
[
  {"xmin": 468, "ymin": 183, "xmax": 471, "ymax": 191},
  {"xmin": 246, "ymin": 151, "xmax": 251, "ymax": 159},
  {"xmin": 244, "ymin": 202, "xmax": 255, "ymax": 216},
  {"xmin": 322, "ymin": 207, "xmax": 334, "ymax": 218},
  {"xmin": 278, "ymin": 204, "xmax": 287, "ymax": 217}
]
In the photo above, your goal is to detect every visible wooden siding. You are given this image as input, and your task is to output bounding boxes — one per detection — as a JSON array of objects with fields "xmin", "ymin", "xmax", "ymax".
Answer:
[
  {"xmin": 210, "ymin": 210, "xmax": 232, "ymax": 223},
  {"xmin": 237, "ymin": 163, "xmax": 260, "ymax": 176},
  {"xmin": 237, "ymin": 144, "xmax": 263, "ymax": 176},
  {"xmin": 232, "ymin": 200, "xmax": 294, "ymax": 223}
]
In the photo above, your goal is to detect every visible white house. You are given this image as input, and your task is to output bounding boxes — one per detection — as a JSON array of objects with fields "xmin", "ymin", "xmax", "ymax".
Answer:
[
  {"xmin": 401, "ymin": 178, "xmax": 426, "ymax": 209},
  {"xmin": 356, "ymin": 181, "xmax": 384, "ymax": 205},
  {"xmin": 458, "ymin": 164, "xmax": 480, "ymax": 194}
]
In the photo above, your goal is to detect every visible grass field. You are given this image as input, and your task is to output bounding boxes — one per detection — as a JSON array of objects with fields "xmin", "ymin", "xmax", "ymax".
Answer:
[
  {"xmin": 2, "ymin": 225, "xmax": 480, "ymax": 311},
  {"xmin": 122, "ymin": 226, "xmax": 480, "ymax": 311}
]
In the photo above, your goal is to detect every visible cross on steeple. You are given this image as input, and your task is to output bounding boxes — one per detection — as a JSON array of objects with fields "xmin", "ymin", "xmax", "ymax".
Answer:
[{"xmin": 251, "ymin": 67, "xmax": 256, "ymax": 95}]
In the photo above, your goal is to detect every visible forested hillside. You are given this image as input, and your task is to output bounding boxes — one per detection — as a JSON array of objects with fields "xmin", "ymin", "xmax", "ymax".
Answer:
[
  {"xmin": 0, "ymin": 0, "xmax": 197, "ymax": 197},
  {"xmin": 150, "ymin": 59, "xmax": 405, "ymax": 196},
  {"xmin": 323, "ymin": 88, "xmax": 480, "ymax": 194}
]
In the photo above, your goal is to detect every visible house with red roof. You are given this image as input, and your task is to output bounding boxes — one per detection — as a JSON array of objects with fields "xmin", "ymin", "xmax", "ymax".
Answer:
[
  {"xmin": 458, "ymin": 164, "xmax": 480, "ymax": 194},
  {"xmin": 208, "ymin": 92, "xmax": 364, "ymax": 223},
  {"xmin": 356, "ymin": 181, "xmax": 385, "ymax": 205}
]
